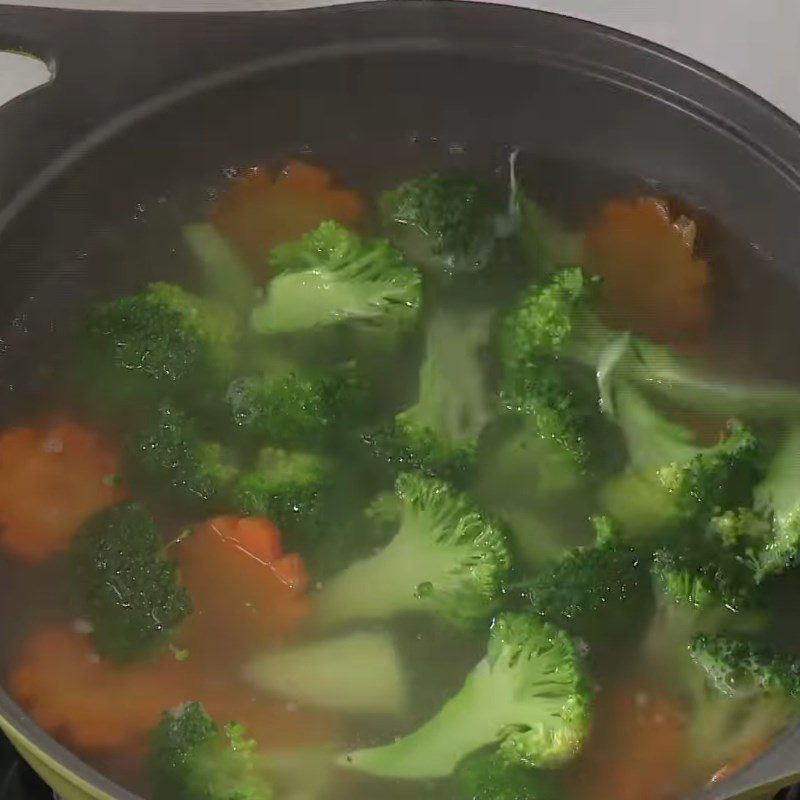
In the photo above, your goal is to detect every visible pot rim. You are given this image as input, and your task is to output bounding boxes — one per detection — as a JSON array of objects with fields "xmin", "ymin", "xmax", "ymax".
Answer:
[{"xmin": 0, "ymin": 2, "xmax": 799, "ymax": 798}]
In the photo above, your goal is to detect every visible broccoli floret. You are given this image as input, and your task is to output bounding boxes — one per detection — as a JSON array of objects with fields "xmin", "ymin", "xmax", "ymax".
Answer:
[
  {"xmin": 246, "ymin": 631, "xmax": 408, "ymax": 717},
  {"xmin": 235, "ymin": 448, "xmax": 331, "ymax": 535},
  {"xmin": 127, "ymin": 403, "xmax": 237, "ymax": 510},
  {"xmin": 341, "ymin": 613, "xmax": 592, "ymax": 778},
  {"xmin": 455, "ymin": 752, "xmax": 561, "ymax": 800},
  {"xmin": 79, "ymin": 282, "xmax": 237, "ymax": 405},
  {"xmin": 250, "ymin": 221, "xmax": 421, "ymax": 335},
  {"xmin": 691, "ymin": 634, "xmax": 800, "ymax": 697},
  {"xmin": 149, "ymin": 701, "xmax": 272, "ymax": 800},
  {"xmin": 525, "ymin": 516, "xmax": 648, "ymax": 638},
  {"xmin": 69, "ymin": 503, "xmax": 192, "ymax": 662},
  {"xmin": 602, "ymin": 383, "xmax": 762, "ymax": 536},
  {"xmin": 380, "ymin": 174, "xmax": 507, "ymax": 274},
  {"xmin": 316, "ymin": 472, "xmax": 511, "ymax": 629},
  {"xmin": 500, "ymin": 267, "xmax": 617, "ymax": 382},
  {"xmin": 226, "ymin": 361, "xmax": 369, "ymax": 447},
  {"xmin": 683, "ymin": 634, "xmax": 800, "ymax": 778},
  {"xmin": 704, "ymin": 427, "xmax": 800, "ymax": 583},
  {"xmin": 364, "ymin": 305, "xmax": 493, "ymax": 485},
  {"xmin": 644, "ymin": 547, "xmax": 761, "ymax": 672},
  {"xmin": 750, "ymin": 425, "xmax": 800, "ymax": 579},
  {"xmin": 500, "ymin": 268, "xmax": 624, "ymax": 468}
]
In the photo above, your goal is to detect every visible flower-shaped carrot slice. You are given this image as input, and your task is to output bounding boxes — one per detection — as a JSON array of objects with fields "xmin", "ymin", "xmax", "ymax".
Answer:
[
  {"xmin": 8, "ymin": 627, "xmax": 189, "ymax": 752},
  {"xmin": 9, "ymin": 625, "xmax": 339, "ymax": 758},
  {"xmin": 0, "ymin": 420, "xmax": 127, "ymax": 561},
  {"xmin": 175, "ymin": 516, "xmax": 312, "ymax": 665},
  {"xmin": 213, "ymin": 161, "xmax": 365, "ymax": 265},
  {"xmin": 584, "ymin": 197, "xmax": 711, "ymax": 349}
]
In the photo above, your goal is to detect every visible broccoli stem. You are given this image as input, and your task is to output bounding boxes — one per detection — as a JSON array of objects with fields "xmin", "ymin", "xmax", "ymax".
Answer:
[
  {"xmin": 316, "ymin": 525, "xmax": 457, "ymax": 626},
  {"xmin": 182, "ymin": 223, "xmax": 254, "ymax": 314},
  {"xmin": 754, "ymin": 424, "xmax": 800, "ymax": 579},
  {"xmin": 342, "ymin": 660, "xmax": 506, "ymax": 778},
  {"xmin": 757, "ymin": 424, "xmax": 800, "ymax": 521}
]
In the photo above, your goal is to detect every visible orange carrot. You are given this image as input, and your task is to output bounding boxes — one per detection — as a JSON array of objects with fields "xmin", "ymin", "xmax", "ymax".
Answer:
[
  {"xmin": 584, "ymin": 197, "xmax": 711, "ymax": 350},
  {"xmin": 175, "ymin": 516, "xmax": 312, "ymax": 664},
  {"xmin": 9, "ymin": 627, "xmax": 189, "ymax": 752},
  {"xmin": 9, "ymin": 626, "xmax": 339, "ymax": 757},
  {"xmin": 213, "ymin": 161, "xmax": 364, "ymax": 264},
  {"xmin": 569, "ymin": 674, "xmax": 685, "ymax": 800},
  {"xmin": 0, "ymin": 419, "xmax": 127, "ymax": 561}
]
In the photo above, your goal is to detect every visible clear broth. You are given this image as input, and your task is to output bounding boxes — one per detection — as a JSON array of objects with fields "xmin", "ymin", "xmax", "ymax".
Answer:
[{"xmin": 0, "ymin": 142, "xmax": 798, "ymax": 800}]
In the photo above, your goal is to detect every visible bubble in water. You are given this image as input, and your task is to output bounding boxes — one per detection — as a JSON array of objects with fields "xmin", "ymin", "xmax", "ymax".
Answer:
[{"xmin": 415, "ymin": 581, "xmax": 434, "ymax": 599}]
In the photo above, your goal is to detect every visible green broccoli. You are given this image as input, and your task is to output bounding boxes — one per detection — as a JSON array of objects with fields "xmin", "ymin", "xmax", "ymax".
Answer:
[
  {"xmin": 364, "ymin": 305, "xmax": 493, "ymax": 485},
  {"xmin": 455, "ymin": 751, "xmax": 561, "ymax": 800},
  {"xmin": 750, "ymin": 425, "xmax": 800, "ymax": 579},
  {"xmin": 499, "ymin": 267, "xmax": 624, "ymax": 468},
  {"xmin": 341, "ymin": 613, "xmax": 592, "ymax": 778},
  {"xmin": 149, "ymin": 701, "xmax": 271, "ymax": 800},
  {"xmin": 684, "ymin": 634, "xmax": 800, "ymax": 778},
  {"xmin": 79, "ymin": 282, "xmax": 237, "ymax": 405},
  {"xmin": 226, "ymin": 361, "xmax": 368, "ymax": 447},
  {"xmin": 704, "ymin": 431, "xmax": 800, "ymax": 586},
  {"xmin": 379, "ymin": 174, "xmax": 507, "ymax": 274},
  {"xmin": 235, "ymin": 447, "xmax": 331, "ymax": 535},
  {"xmin": 316, "ymin": 472, "xmax": 511, "ymax": 629},
  {"xmin": 525, "ymin": 516, "xmax": 649, "ymax": 638},
  {"xmin": 127, "ymin": 403, "xmax": 237, "ymax": 510},
  {"xmin": 602, "ymin": 383, "xmax": 762, "ymax": 537},
  {"xmin": 250, "ymin": 221, "xmax": 421, "ymax": 335},
  {"xmin": 500, "ymin": 267, "xmax": 618, "ymax": 383},
  {"xmin": 643, "ymin": 547, "xmax": 761, "ymax": 672},
  {"xmin": 69, "ymin": 503, "xmax": 192, "ymax": 662}
]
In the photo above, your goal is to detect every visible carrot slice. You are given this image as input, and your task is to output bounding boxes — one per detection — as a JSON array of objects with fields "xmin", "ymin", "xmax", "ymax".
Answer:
[
  {"xmin": 0, "ymin": 419, "xmax": 127, "ymax": 561},
  {"xmin": 9, "ymin": 626, "xmax": 338, "ymax": 757},
  {"xmin": 175, "ymin": 516, "xmax": 312, "ymax": 664},
  {"xmin": 215, "ymin": 514, "xmax": 284, "ymax": 565},
  {"xmin": 584, "ymin": 197, "xmax": 711, "ymax": 349},
  {"xmin": 270, "ymin": 553, "xmax": 309, "ymax": 592},
  {"xmin": 212, "ymin": 160, "xmax": 365, "ymax": 264},
  {"xmin": 569, "ymin": 673, "xmax": 685, "ymax": 800},
  {"xmin": 8, "ymin": 627, "xmax": 189, "ymax": 752}
]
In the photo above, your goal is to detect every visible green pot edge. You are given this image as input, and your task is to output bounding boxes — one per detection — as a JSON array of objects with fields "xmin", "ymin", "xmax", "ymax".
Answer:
[{"xmin": 0, "ymin": 715, "xmax": 112, "ymax": 800}]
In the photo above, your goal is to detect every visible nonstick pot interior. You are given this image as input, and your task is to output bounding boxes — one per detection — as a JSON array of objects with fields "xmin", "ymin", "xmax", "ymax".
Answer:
[{"xmin": 1, "ymin": 2, "xmax": 800, "ymax": 799}]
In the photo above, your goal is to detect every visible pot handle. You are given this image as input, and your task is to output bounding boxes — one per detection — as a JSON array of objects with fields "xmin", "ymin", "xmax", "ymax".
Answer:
[{"xmin": 0, "ymin": 3, "xmax": 303, "ymax": 212}]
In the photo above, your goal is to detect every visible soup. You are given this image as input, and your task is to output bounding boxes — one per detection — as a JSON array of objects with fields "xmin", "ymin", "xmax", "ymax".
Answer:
[{"xmin": 1, "ymin": 148, "xmax": 800, "ymax": 800}]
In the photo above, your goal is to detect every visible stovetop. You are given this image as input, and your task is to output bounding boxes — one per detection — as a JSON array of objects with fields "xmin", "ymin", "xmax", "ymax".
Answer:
[{"xmin": 0, "ymin": 735, "xmax": 54, "ymax": 800}]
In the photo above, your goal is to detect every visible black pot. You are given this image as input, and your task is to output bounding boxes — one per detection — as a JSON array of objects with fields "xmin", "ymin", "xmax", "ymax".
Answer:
[{"xmin": 0, "ymin": 3, "xmax": 799, "ymax": 799}]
